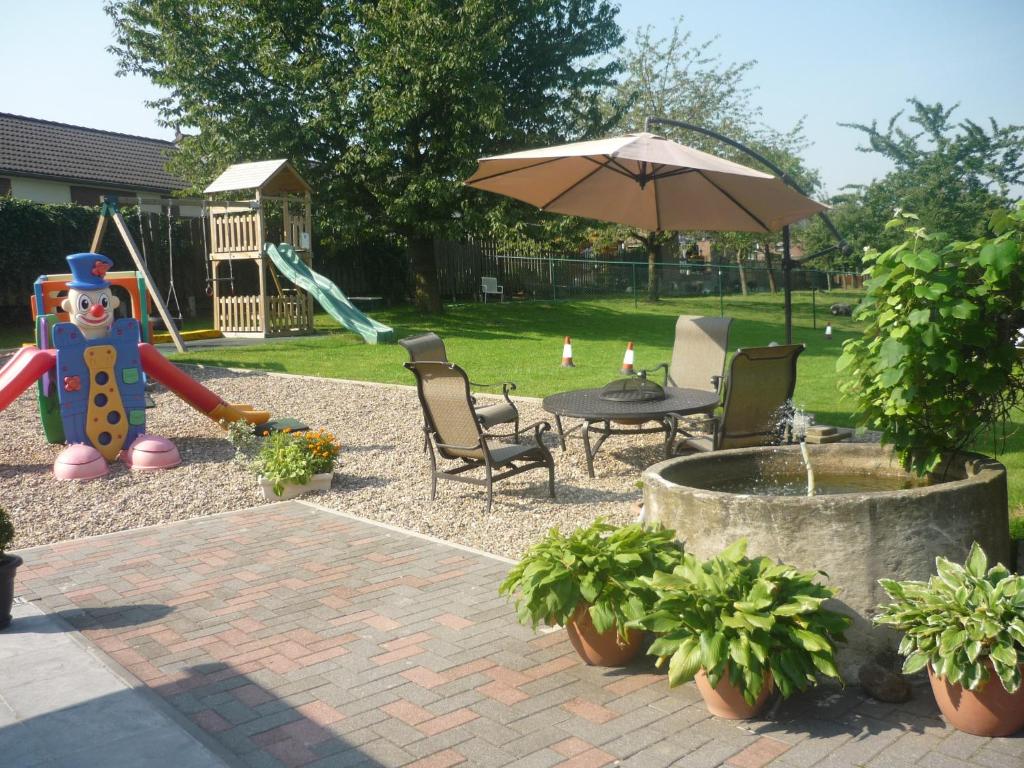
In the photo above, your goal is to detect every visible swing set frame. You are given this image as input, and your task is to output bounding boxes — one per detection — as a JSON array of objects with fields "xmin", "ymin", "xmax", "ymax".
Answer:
[{"xmin": 90, "ymin": 197, "xmax": 187, "ymax": 353}]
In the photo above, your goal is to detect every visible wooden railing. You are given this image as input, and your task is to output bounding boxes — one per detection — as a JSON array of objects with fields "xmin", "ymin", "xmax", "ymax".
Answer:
[
  {"xmin": 268, "ymin": 294, "xmax": 312, "ymax": 334},
  {"xmin": 216, "ymin": 293, "xmax": 312, "ymax": 335},
  {"xmin": 210, "ymin": 209, "xmax": 261, "ymax": 255},
  {"xmin": 217, "ymin": 295, "xmax": 262, "ymax": 333}
]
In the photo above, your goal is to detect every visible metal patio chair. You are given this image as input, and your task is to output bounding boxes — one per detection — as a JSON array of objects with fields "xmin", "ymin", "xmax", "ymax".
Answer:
[
  {"xmin": 405, "ymin": 361, "xmax": 555, "ymax": 513},
  {"xmin": 649, "ymin": 315, "xmax": 733, "ymax": 409},
  {"xmin": 399, "ymin": 332, "xmax": 519, "ymax": 441},
  {"xmin": 679, "ymin": 344, "xmax": 804, "ymax": 453}
]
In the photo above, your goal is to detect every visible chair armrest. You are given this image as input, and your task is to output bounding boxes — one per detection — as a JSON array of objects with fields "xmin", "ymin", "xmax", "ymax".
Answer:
[
  {"xmin": 485, "ymin": 420, "xmax": 549, "ymax": 441},
  {"xmin": 469, "ymin": 380, "xmax": 517, "ymax": 399},
  {"xmin": 648, "ymin": 362, "xmax": 668, "ymax": 386}
]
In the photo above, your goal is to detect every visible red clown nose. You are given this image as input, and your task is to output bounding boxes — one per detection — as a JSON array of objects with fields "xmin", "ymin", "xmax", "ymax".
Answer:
[{"xmin": 89, "ymin": 304, "xmax": 105, "ymax": 318}]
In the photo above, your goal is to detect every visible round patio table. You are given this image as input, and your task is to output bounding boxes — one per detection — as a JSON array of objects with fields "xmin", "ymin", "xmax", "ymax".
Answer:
[{"xmin": 541, "ymin": 386, "xmax": 720, "ymax": 477}]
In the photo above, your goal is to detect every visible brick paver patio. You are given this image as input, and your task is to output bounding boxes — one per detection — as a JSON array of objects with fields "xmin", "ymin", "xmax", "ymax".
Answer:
[{"xmin": 11, "ymin": 501, "xmax": 1024, "ymax": 767}]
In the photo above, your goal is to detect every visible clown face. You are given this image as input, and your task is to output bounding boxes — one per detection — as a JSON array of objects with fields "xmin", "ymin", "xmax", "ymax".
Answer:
[{"xmin": 62, "ymin": 287, "xmax": 121, "ymax": 340}]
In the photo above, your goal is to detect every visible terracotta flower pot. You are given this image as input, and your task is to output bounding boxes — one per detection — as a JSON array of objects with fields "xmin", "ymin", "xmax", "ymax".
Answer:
[
  {"xmin": 695, "ymin": 667, "xmax": 774, "ymax": 719},
  {"xmin": 928, "ymin": 662, "xmax": 1024, "ymax": 737},
  {"xmin": 0, "ymin": 554, "xmax": 23, "ymax": 631},
  {"xmin": 565, "ymin": 603, "xmax": 644, "ymax": 666}
]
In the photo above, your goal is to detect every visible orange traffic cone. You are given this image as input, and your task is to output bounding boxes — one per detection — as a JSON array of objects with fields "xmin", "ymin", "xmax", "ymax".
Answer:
[
  {"xmin": 620, "ymin": 341, "xmax": 635, "ymax": 375},
  {"xmin": 561, "ymin": 336, "xmax": 575, "ymax": 367}
]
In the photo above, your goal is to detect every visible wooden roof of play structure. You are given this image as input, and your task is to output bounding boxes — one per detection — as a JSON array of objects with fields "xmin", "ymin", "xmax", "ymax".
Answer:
[{"xmin": 204, "ymin": 159, "xmax": 311, "ymax": 196}]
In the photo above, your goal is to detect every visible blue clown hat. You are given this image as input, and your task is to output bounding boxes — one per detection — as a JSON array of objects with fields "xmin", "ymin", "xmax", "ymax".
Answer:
[{"xmin": 66, "ymin": 253, "xmax": 113, "ymax": 290}]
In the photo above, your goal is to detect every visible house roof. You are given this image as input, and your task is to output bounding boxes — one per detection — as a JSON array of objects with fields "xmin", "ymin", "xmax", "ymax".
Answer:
[
  {"xmin": 204, "ymin": 159, "xmax": 311, "ymax": 195},
  {"xmin": 0, "ymin": 112, "xmax": 186, "ymax": 192}
]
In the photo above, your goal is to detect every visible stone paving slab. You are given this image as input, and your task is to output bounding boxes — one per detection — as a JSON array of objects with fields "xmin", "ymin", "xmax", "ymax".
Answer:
[
  {"xmin": 6, "ymin": 501, "xmax": 1023, "ymax": 767},
  {"xmin": 0, "ymin": 602, "xmax": 227, "ymax": 767}
]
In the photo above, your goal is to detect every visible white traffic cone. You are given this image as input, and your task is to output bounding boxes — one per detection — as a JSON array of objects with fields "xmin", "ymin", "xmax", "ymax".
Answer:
[
  {"xmin": 561, "ymin": 336, "xmax": 575, "ymax": 367},
  {"xmin": 620, "ymin": 341, "xmax": 635, "ymax": 375},
  {"xmin": 825, "ymin": 323, "xmax": 833, "ymax": 340}
]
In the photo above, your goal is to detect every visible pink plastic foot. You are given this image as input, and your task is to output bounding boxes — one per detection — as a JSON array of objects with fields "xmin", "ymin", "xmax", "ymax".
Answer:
[
  {"xmin": 54, "ymin": 444, "xmax": 109, "ymax": 481},
  {"xmin": 121, "ymin": 434, "xmax": 181, "ymax": 471}
]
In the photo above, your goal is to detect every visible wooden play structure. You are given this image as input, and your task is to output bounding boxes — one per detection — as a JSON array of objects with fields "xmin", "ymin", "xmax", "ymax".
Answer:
[{"xmin": 204, "ymin": 160, "xmax": 315, "ymax": 337}]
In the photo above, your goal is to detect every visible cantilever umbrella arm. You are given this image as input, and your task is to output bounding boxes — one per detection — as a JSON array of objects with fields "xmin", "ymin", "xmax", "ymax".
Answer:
[{"xmin": 643, "ymin": 116, "xmax": 851, "ymax": 344}]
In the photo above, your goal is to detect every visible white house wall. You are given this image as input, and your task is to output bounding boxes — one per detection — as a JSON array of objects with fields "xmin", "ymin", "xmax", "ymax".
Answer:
[{"xmin": 10, "ymin": 176, "xmax": 71, "ymax": 204}]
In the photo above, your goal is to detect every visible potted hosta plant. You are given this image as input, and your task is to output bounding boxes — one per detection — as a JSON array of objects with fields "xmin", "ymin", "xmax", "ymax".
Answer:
[
  {"xmin": 226, "ymin": 422, "xmax": 341, "ymax": 501},
  {"xmin": 632, "ymin": 539, "xmax": 850, "ymax": 719},
  {"xmin": 499, "ymin": 519, "xmax": 683, "ymax": 666},
  {"xmin": 0, "ymin": 507, "xmax": 21, "ymax": 631},
  {"xmin": 875, "ymin": 542, "xmax": 1024, "ymax": 736}
]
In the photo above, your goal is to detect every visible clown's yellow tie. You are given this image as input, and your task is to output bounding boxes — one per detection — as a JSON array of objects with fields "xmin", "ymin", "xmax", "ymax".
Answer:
[{"xmin": 84, "ymin": 346, "xmax": 128, "ymax": 461}]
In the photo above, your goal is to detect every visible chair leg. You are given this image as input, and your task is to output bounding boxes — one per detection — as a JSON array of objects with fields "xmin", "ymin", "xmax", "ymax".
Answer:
[
  {"xmin": 485, "ymin": 465, "xmax": 494, "ymax": 514},
  {"xmin": 426, "ymin": 439, "xmax": 438, "ymax": 500},
  {"xmin": 547, "ymin": 459, "xmax": 555, "ymax": 499},
  {"xmin": 513, "ymin": 415, "xmax": 520, "ymax": 444}
]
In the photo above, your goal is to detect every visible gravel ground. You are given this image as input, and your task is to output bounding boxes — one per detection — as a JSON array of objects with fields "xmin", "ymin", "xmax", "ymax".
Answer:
[{"xmin": 0, "ymin": 363, "xmax": 669, "ymax": 559}]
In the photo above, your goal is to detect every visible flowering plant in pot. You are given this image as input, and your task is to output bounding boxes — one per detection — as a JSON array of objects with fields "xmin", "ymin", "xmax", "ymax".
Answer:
[
  {"xmin": 226, "ymin": 422, "xmax": 341, "ymax": 500},
  {"xmin": 631, "ymin": 539, "xmax": 850, "ymax": 719},
  {"xmin": 499, "ymin": 519, "xmax": 683, "ymax": 666},
  {"xmin": 875, "ymin": 542, "xmax": 1024, "ymax": 736},
  {"xmin": 0, "ymin": 507, "xmax": 21, "ymax": 631}
]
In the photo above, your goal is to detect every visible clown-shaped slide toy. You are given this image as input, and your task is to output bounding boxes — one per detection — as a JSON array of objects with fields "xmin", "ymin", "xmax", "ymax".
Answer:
[
  {"xmin": 136, "ymin": 344, "xmax": 269, "ymax": 425},
  {"xmin": 0, "ymin": 347, "xmax": 56, "ymax": 412}
]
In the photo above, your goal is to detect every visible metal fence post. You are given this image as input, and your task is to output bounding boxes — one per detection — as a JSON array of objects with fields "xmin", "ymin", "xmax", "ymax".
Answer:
[
  {"xmin": 717, "ymin": 268, "xmax": 724, "ymax": 316},
  {"xmin": 632, "ymin": 262, "xmax": 637, "ymax": 309},
  {"xmin": 549, "ymin": 255, "xmax": 555, "ymax": 301},
  {"xmin": 812, "ymin": 285, "xmax": 817, "ymax": 329}
]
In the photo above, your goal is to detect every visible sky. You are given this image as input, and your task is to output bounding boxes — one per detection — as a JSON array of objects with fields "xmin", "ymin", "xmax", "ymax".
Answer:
[{"xmin": 4, "ymin": 1, "xmax": 1023, "ymax": 197}]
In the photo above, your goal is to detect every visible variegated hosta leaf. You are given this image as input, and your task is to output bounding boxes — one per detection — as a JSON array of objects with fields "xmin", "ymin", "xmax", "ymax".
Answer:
[{"xmin": 876, "ymin": 542, "xmax": 1024, "ymax": 692}]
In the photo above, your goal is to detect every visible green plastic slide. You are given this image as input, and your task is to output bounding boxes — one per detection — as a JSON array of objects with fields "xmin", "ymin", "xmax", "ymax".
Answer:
[{"xmin": 264, "ymin": 243, "xmax": 394, "ymax": 344}]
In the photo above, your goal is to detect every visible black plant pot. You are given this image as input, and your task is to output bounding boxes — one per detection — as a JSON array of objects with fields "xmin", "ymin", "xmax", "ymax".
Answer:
[{"xmin": 0, "ymin": 554, "xmax": 23, "ymax": 631}]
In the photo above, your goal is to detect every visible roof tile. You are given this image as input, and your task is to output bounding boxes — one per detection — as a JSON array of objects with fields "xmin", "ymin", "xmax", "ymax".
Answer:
[{"xmin": 0, "ymin": 112, "xmax": 186, "ymax": 192}]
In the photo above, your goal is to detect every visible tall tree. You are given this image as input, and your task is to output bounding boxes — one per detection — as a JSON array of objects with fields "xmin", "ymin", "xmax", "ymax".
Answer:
[
  {"xmin": 801, "ymin": 99, "xmax": 1024, "ymax": 262},
  {"xmin": 106, "ymin": 0, "xmax": 624, "ymax": 313}
]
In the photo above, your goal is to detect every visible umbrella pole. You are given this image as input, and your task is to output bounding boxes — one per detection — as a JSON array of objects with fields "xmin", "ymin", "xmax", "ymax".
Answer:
[
  {"xmin": 643, "ymin": 116, "xmax": 852, "ymax": 345},
  {"xmin": 783, "ymin": 225, "xmax": 793, "ymax": 344}
]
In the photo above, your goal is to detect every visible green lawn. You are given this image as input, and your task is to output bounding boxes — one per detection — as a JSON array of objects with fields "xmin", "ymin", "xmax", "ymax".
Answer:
[{"xmin": 4, "ymin": 290, "xmax": 1022, "ymax": 534}]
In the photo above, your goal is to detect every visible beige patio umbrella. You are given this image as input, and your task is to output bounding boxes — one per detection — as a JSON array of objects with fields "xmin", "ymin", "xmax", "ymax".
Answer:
[{"xmin": 464, "ymin": 132, "xmax": 827, "ymax": 233}]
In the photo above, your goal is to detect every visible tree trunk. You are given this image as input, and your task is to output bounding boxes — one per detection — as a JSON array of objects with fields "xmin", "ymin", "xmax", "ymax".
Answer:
[
  {"xmin": 409, "ymin": 236, "xmax": 443, "ymax": 314},
  {"xmin": 763, "ymin": 242, "xmax": 778, "ymax": 294},
  {"xmin": 646, "ymin": 238, "xmax": 659, "ymax": 302},
  {"xmin": 736, "ymin": 247, "xmax": 748, "ymax": 296}
]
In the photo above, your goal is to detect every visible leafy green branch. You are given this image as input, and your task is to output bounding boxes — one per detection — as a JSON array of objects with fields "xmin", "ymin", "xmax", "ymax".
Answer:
[{"xmin": 837, "ymin": 203, "xmax": 1024, "ymax": 474}]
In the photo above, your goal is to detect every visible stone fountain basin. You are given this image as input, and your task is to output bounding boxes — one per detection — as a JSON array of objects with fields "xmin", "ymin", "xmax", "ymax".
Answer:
[{"xmin": 643, "ymin": 443, "xmax": 1010, "ymax": 675}]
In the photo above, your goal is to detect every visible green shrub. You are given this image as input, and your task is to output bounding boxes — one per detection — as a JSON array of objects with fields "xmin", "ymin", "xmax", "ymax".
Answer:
[
  {"xmin": 499, "ymin": 519, "xmax": 684, "ymax": 643},
  {"xmin": 631, "ymin": 539, "xmax": 850, "ymax": 704},
  {"xmin": 0, "ymin": 508, "xmax": 14, "ymax": 556},
  {"xmin": 875, "ymin": 542, "xmax": 1024, "ymax": 693},
  {"xmin": 837, "ymin": 204, "xmax": 1024, "ymax": 475}
]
